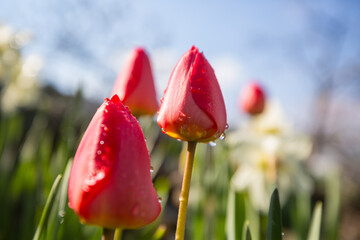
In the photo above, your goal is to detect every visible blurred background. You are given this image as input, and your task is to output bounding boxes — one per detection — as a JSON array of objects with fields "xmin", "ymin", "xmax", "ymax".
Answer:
[{"xmin": 0, "ymin": 1, "xmax": 360, "ymax": 239}]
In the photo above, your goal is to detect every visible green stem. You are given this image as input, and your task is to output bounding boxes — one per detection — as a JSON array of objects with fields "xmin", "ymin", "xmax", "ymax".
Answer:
[
  {"xmin": 102, "ymin": 228, "xmax": 115, "ymax": 240},
  {"xmin": 175, "ymin": 141, "xmax": 197, "ymax": 240},
  {"xmin": 114, "ymin": 228, "xmax": 123, "ymax": 240}
]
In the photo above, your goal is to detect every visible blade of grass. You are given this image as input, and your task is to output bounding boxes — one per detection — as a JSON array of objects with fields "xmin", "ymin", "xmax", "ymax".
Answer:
[
  {"xmin": 33, "ymin": 174, "xmax": 62, "ymax": 240},
  {"xmin": 266, "ymin": 189, "xmax": 282, "ymax": 240},
  {"xmin": 243, "ymin": 221, "xmax": 252, "ymax": 240},
  {"xmin": 226, "ymin": 187, "xmax": 246, "ymax": 240},
  {"xmin": 307, "ymin": 202, "xmax": 322, "ymax": 240},
  {"xmin": 50, "ymin": 159, "xmax": 73, "ymax": 240}
]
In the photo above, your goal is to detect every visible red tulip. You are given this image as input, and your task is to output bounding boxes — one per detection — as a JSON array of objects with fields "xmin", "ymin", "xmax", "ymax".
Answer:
[
  {"xmin": 112, "ymin": 47, "xmax": 159, "ymax": 116},
  {"xmin": 239, "ymin": 82, "xmax": 266, "ymax": 115},
  {"xmin": 68, "ymin": 95, "xmax": 161, "ymax": 229},
  {"xmin": 157, "ymin": 46, "xmax": 227, "ymax": 142}
]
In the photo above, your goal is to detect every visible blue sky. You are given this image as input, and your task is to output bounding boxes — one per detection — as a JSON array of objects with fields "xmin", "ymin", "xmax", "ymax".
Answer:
[{"xmin": 1, "ymin": 0, "xmax": 360, "ymax": 126}]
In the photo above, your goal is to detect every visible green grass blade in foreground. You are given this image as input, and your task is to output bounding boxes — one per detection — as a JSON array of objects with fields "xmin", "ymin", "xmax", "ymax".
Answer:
[
  {"xmin": 266, "ymin": 189, "xmax": 282, "ymax": 240},
  {"xmin": 50, "ymin": 159, "xmax": 73, "ymax": 240},
  {"xmin": 33, "ymin": 174, "xmax": 62, "ymax": 240},
  {"xmin": 307, "ymin": 202, "xmax": 323, "ymax": 240},
  {"xmin": 243, "ymin": 221, "xmax": 252, "ymax": 240},
  {"xmin": 226, "ymin": 187, "xmax": 246, "ymax": 240}
]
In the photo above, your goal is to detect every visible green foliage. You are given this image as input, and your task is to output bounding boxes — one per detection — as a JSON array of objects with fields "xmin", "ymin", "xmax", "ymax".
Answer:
[
  {"xmin": 33, "ymin": 175, "xmax": 62, "ymax": 240},
  {"xmin": 307, "ymin": 202, "xmax": 323, "ymax": 240},
  {"xmin": 266, "ymin": 189, "xmax": 283, "ymax": 240}
]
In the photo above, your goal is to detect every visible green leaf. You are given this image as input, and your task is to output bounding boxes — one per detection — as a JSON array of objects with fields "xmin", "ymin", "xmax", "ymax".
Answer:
[
  {"xmin": 307, "ymin": 202, "xmax": 322, "ymax": 240},
  {"xmin": 243, "ymin": 221, "xmax": 252, "ymax": 240},
  {"xmin": 49, "ymin": 159, "xmax": 73, "ymax": 240},
  {"xmin": 226, "ymin": 187, "xmax": 246, "ymax": 240},
  {"xmin": 324, "ymin": 169, "xmax": 340, "ymax": 240},
  {"xmin": 33, "ymin": 174, "xmax": 62, "ymax": 240},
  {"xmin": 266, "ymin": 189, "xmax": 282, "ymax": 240}
]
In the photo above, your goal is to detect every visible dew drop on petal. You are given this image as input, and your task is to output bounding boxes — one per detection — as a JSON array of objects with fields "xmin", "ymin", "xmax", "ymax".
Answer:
[
  {"xmin": 150, "ymin": 166, "xmax": 154, "ymax": 173},
  {"xmin": 97, "ymin": 150, "xmax": 102, "ymax": 155},
  {"xmin": 82, "ymin": 185, "xmax": 90, "ymax": 192},
  {"xmin": 219, "ymin": 133, "xmax": 226, "ymax": 140},
  {"xmin": 225, "ymin": 123, "xmax": 229, "ymax": 129},
  {"xmin": 158, "ymin": 196, "xmax": 162, "ymax": 203},
  {"xmin": 161, "ymin": 128, "xmax": 166, "ymax": 134},
  {"xmin": 100, "ymin": 140, "xmax": 104, "ymax": 145},
  {"xmin": 131, "ymin": 204, "xmax": 140, "ymax": 216},
  {"xmin": 209, "ymin": 141, "xmax": 216, "ymax": 147}
]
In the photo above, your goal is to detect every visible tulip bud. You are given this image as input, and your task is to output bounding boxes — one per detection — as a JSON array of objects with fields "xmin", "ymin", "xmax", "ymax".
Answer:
[
  {"xmin": 68, "ymin": 95, "xmax": 161, "ymax": 229},
  {"xmin": 157, "ymin": 46, "xmax": 227, "ymax": 142},
  {"xmin": 112, "ymin": 47, "xmax": 159, "ymax": 116},
  {"xmin": 239, "ymin": 82, "xmax": 266, "ymax": 115}
]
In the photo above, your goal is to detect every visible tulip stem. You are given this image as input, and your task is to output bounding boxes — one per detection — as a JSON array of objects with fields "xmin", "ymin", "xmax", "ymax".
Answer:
[
  {"xmin": 102, "ymin": 228, "xmax": 115, "ymax": 240},
  {"xmin": 114, "ymin": 228, "xmax": 123, "ymax": 240},
  {"xmin": 175, "ymin": 141, "xmax": 197, "ymax": 240}
]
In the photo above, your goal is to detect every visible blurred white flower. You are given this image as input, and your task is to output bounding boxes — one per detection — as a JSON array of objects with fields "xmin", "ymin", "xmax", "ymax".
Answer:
[{"xmin": 227, "ymin": 101, "xmax": 313, "ymax": 212}]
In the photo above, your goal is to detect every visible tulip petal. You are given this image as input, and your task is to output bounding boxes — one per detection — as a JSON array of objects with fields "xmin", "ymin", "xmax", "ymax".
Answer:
[
  {"xmin": 157, "ymin": 46, "xmax": 227, "ymax": 142},
  {"xmin": 112, "ymin": 48, "xmax": 159, "ymax": 116},
  {"xmin": 68, "ymin": 95, "xmax": 161, "ymax": 229}
]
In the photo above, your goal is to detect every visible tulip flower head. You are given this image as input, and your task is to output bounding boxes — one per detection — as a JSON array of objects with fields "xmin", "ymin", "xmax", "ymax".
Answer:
[
  {"xmin": 239, "ymin": 82, "xmax": 266, "ymax": 115},
  {"xmin": 157, "ymin": 46, "xmax": 227, "ymax": 142},
  {"xmin": 112, "ymin": 47, "xmax": 159, "ymax": 116},
  {"xmin": 68, "ymin": 95, "xmax": 161, "ymax": 229}
]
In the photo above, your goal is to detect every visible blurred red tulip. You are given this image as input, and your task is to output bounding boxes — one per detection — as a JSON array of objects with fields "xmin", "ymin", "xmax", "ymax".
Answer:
[
  {"xmin": 68, "ymin": 95, "xmax": 161, "ymax": 229},
  {"xmin": 239, "ymin": 82, "xmax": 266, "ymax": 115},
  {"xmin": 112, "ymin": 47, "xmax": 159, "ymax": 116},
  {"xmin": 157, "ymin": 46, "xmax": 227, "ymax": 142}
]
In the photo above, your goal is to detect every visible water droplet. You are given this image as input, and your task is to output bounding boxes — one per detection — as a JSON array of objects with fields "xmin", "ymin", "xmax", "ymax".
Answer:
[
  {"xmin": 131, "ymin": 204, "xmax": 140, "ymax": 216},
  {"xmin": 179, "ymin": 111, "xmax": 186, "ymax": 117},
  {"xmin": 144, "ymin": 138, "xmax": 147, "ymax": 142},
  {"xmin": 161, "ymin": 128, "xmax": 166, "ymax": 134},
  {"xmin": 209, "ymin": 141, "xmax": 216, "ymax": 147},
  {"xmin": 150, "ymin": 166, "xmax": 154, "ymax": 173},
  {"xmin": 97, "ymin": 150, "xmax": 102, "ymax": 155},
  {"xmin": 96, "ymin": 171, "xmax": 105, "ymax": 180},
  {"xmin": 104, "ymin": 126, "xmax": 109, "ymax": 132},
  {"xmin": 219, "ymin": 133, "xmax": 226, "ymax": 140},
  {"xmin": 58, "ymin": 210, "xmax": 66, "ymax": 218},
  {"xmin": 158, "ymin": 196, "xmax": 162, "ymax": 203},
  {"xmin": 100, "ymin": 140, "xmax": 104, "ymax": 145},
  {"xmin": 85, "ymin": 178, "xmax": 96, "ymax": 186},
  {"xmin": 104, "ymin": 109, "xmax": 108, "ymax": 113},
  {"xmin": 225, "ymin": 123, "xmax": 229, "ymax": 129},
  {"xmin": 82, "ymin": 185, "xmax": 90, "ymax": 192}
]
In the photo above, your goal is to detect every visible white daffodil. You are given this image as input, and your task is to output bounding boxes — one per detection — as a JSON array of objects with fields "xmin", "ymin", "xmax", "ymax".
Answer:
[{"xmin": 227, "ymin": 101, "xmax": 313, "ymax": 212}]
